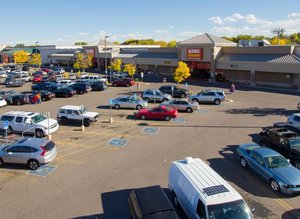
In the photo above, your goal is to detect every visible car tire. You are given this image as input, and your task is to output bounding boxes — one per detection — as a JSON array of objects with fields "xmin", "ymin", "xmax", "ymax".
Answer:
[
  {"xmin": 162, "ymin": 98, "xmax": 168, "ymax": 102},
  {"xmin": 136, "ymin": 105, "xmax": 142, "ymax": 110},
  {"xmin": 42, "ymin": 98, "xmax": 45, "ymax": 101},
  {"xmin": 260, "ymin": 141, "xmax": 267, "ymax": 147},
  {"xmin": 240, "ymin": 157, "xmax": 248, "ymax": 168},
  {"xmin": 0, "ymin": 158, "xmax": 3, "ymax": 167},
  {"xmin": 7, "ymin": 126, "xmax": 13, "ymax": 135},
  {"xmin": 28, "ymin": 159, "xmax": 39, "ymax": 170},
  {"xmin": 214, "ymin": 99, "xmax": 221, "ymax": 105},
  {"xmin": 64, "ymin": 94, "xmax": 68, "ymax": 98},
  {"xmin": 126, "ymin": 84, "xmax": 129, "ymax": 87},
  {"xmin": 79, "ymin": 90, "xmax": 84, "ymax": 94},
  {"xmin": 192, "ymin": 98, "xmax": 198, "ymax": 103},
  {"xmin": 61, "ymin": 117, "xmax": 68, "ymax": 124},
  {"xmin": 180, "ymin": 94, "xmax": 186, "ymax": 98},
  {"xmin": 113, "ymin": 84, "xmax": 117, "ymax": 87},
  {"xmin": 17, "ymin": 101, "xmax": 21, "ymax": 106},
  {"xmin": 35, "ymin": 129, "xmax": 44, "ymax": 138},
  {"xmin": 144, "ymin": 98, "xmax": 150, "ymax": 102},
  {"xmin": 140, "ymin": 115, "xmax": 146, "ymax": 120},
  {"xmin": 270, "ymin": 179, "xmax": 280, "ymax": 192},
  {"xmin": 83, "ymin": 119, "xmax": 91, "ymax": 127},
  {"xmin": 165, "ymin": 115, "xmax": 171, "ymax": 121},
  {"xmin": 114, "ymin": 104, "xmax": 120, "ymax": 110},
  {"xmin": 186, "ymin": 107, "xmax": 193, "ymax": 113},
  {"xmin": 173, "ymin": 192, "xmax": 180, "ymax": 208}
]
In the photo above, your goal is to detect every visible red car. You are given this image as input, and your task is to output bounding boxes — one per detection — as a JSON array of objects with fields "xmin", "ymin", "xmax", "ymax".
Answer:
[
  {"xmin": 135, "ymin": 106, "xmax": 178, "ymax": 121},
  {"xmin": 32, "ymin": 75, "xmax": 42, "ymax": 83},
  {"xmin": 112, "ymin": 78, "xmax": 135, "ymax": 87},
  {"xmin": 41, "ymin": 68, "xmax": 51, "ymax": 73}
]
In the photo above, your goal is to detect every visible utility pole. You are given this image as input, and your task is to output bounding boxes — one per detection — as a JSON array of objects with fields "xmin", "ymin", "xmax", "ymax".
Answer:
[
  {"xmin": 271, "ymin": 28, "xmax": 286, "ymax": 45},
  {"xmin": 105, "ymin": 36, "xmax": 110, "ymax": 79}
]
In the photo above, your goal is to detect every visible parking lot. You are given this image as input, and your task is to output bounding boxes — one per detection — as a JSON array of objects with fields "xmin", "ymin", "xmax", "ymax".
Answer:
[{"xmin": 0, "ymin": 77, "xmax": 299, "ymax": 219}]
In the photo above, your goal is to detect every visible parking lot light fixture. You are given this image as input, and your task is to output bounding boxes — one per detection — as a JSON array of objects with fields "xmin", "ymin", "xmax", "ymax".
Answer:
[{"xmin": 105, "ymin": 36, "xmax": 110, "ymax": 79}]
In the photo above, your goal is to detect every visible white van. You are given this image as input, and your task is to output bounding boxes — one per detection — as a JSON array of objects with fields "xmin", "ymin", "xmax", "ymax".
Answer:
[
  {"xmin": 168, "ymin": 157, "xmax": 254, "ymax": 219},
  {"xmin": 82, "ymin": 75, "xmax": 107, "ymax": 83}
]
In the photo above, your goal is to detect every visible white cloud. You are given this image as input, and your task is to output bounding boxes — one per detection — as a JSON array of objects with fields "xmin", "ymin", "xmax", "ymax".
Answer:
[
  {"xmin": 153, "ymin": 29, "xmax": 169, "ymax": 34},
  {"xmin": 288, "ymin": 12, "xmax": 300, "ymax": 18},
  {"xmin": 208, "ymin": 16, "xmax": 223, "ymax": 24},
  {"xmin": 119, "ymin": 32, "xmax": 151, "ymax": 39},
  {"xmin": 168, "ymin": 25, "xmax": 175, "ymax": 29},
  {"xmin": 177, "ymin": 31, "xmax": 202, "ymax": 38},
  {"xmin": 78, "ymin": 32, "xmax": 88, "ymax": 36}
]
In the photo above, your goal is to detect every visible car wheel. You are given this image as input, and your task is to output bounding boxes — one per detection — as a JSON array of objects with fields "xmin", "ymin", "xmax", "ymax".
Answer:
[
  {"xmin": 17, "ymin": 101, "xmax": 21, "ymax": 105},
  {"xmin": 140, "ymin": 115, "xmax": 146, "ymax": 120},
  {"xmin": 192, "ymin": 98, "xmax": 198, "ymax": 103},
  {"xmin": 35, "ymin": 129, "xmax": 44, "ymax": 138},
  {"xmin": 136, "ymin": 105, "xmax": 142, "ymax": 110},
  {"xmin": 7, "ymin": 126, "xmax": 13, "ymax": 135},
  {"xmin": 28, "ymin": 159, "xmax": 39, "ymax": 170},
  {"xmin": 270, "ymin": 179, "xmax": 280, "ymax": 192},
  {"xmin": 214, "ymin": 99, "xmax": 221, "ymax": 105},
  {"xmin": 126, "ymin": 84, "xmax": 129, "ymax": 87},
  {"xmin": 61, "ymin": 117, "xmax": 68, "ymax": 124},
  {"xmin": 240, "ymin": 157, "xmax": 248, "ymax": 168},
  {"xmin": 260, "ymin": 141, "xmax": 267, "ymax": 147},
  {"xmin": 42, "ymin": 98, "xmax": 45, "ymax": 101},
  {"xmin": 173, "ymin": 192, "xmax": 180, "ymax": 208},
  {"xmin": 80, "ymin": 90, "xmax": 84, "ymax": 94},
  {"xmin": 114, "ymin": 104, "xmax": 120, "ymax": 110},
  {"xmin": 83, "ymin": 119, "xmax": 91, "ymax": 127},
  {"xmin": 186, "ymin": 107, "xmax": 193, "ymax": 113},
  {"xmin": 144, "ymin": 98, "xmax": 150, "ymax": 102},
  {"xmin": 180, "ymin": 94, "xmax": 186, "ymax": 98},
  {"xmin": 113, "ymin": 84, "xmax": 117, "ymax": 87},
  {"xmin": 165, "ymin": 115, "xmax": 171, "ymax": 121},
  {"xmin": 162, "ymin": 98, "xmax": 168, "ymax": 102},
  {"xmin": 64, "ymin": 94, "xmax": 68, "ymax": 98},
  {"xmin": 0, "ymin": 158, "xmax": 3, "ymax": 167}
]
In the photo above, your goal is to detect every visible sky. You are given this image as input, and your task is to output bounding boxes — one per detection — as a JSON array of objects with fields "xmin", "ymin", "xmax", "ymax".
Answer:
[{"xmin": 0, "ymin": 0, "xmax": 299, "ymax": 46}]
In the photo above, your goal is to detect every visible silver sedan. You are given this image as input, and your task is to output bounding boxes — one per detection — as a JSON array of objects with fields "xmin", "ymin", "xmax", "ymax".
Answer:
[
  {"xmin": 160, "ymin": 100, "xmax": 199, "ymax": 113},
  {"xmin": 111, "ymin": 96, "xmax": 149, "ymax": 110}
]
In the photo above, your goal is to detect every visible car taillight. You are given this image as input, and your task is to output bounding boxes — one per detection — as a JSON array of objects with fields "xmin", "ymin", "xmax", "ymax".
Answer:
[{"xmin": 40, "ymin": 146, "xmax": 46, "ymax": 156}]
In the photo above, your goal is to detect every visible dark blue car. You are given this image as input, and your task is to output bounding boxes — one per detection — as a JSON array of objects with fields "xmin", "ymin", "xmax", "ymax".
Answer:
[{"xmin": 237, "ymin": 143, "xmax": 300, "ymax": 194}]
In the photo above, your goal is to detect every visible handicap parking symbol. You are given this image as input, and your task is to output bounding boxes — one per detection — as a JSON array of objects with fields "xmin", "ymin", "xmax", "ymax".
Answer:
[
  {"xmin": 197, "ymin": 109, "xmax": 209, "ymax": 114},
  {"xmin": 172, "ymin": 117, "xmax": 186, "ymax": 123},
  {"xmin": 107, "ymin": 138, "xmax": 128, "ymax": 147},
  {"xmin": 26, "ymin": 165, "xmax": 57, "ymax": 177},
  {"xmin": 142, "ymin": 127, "xmax": 159, "ymax": 134}
]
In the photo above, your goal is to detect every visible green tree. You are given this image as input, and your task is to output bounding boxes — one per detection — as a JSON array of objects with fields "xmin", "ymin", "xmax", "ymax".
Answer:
[
  {"xmin": 13, "ymin": 50, "xmax": 29, "ymax": 64},
  {"xmin": 110, "ymin": 59, "xmax": 122, "ymax": 72},
  {"xmin": 73, "ymin": 53, "xmax": 92, "ymax": 71},
  {"xmin": 15, "ymin": 43, "xmax": 25, "ymax": 48},
  {"xmin": 155, "ymin": 41, "xmax": 168, "ymax": 47},
  {"xmin": 123, "ymin": 64, "xmax": 136, "ymax": 78},
  {"xmin": 167, "ymin": 40, "xmax": 177, "ymax": 47},
  {"xmin": 28, "ymin": 53, "xmax": 42, "ymax": 67},
  {"xmin": 75, "ymin": 41, "xmax": 87, "ymax": 45},
  {"xmin": 173, "ymin": 61, "xmax": 190, "ymax": 85}
]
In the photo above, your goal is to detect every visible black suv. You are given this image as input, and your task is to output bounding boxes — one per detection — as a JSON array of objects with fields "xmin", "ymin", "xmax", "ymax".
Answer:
[
  {"xmin": 259, "ymin": 127, "xmax": 300, "ymax": 169},
  {"xmin": 128, "ymin": 185, "xmax": 179, "ymax": 219},
  {"xmin": 69, "ymin": 83, "xmax": 92, "ymax": 94},
  {"xmin": 91, "ymin": 81, "xmax": 107, "ymax": 91},
  {"xmin": 159, "ymin": 86, "xmax": 189, "ymax": 98},
  {"xmin": 9, "ymin": 94, "xmax": 30, "ymax": 105}
]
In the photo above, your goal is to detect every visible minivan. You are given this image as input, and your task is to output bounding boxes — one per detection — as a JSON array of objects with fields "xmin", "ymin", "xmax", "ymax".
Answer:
[{"xmin": 168, "ymin": 157, "xmax": 254, "ymax": 219}]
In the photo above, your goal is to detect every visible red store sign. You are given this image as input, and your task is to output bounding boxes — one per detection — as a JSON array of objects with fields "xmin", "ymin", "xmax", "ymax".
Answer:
[{"xmin": 187, "ymin": 48, "xmax": 203, "ymax": 60}]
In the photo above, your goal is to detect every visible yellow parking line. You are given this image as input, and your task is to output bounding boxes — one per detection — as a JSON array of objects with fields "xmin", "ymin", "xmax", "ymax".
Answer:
[{"xmin": 222, "ymin": 159, "xmax": 300, "ymax": 217}]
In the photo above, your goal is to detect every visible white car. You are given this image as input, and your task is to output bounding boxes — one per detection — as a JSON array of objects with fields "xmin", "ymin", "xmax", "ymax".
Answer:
[
  {"xmin": 0, "ymin": 97, "xmax": 7, "ymax": 107},
  {"xmin": 58, "ymin": 79, "xmax": 74, "ymax": 86},
  {"xmin": 52, "ymin": 68, "xmax": 65, "ymax": 74},
  {"xmin": 0, "ymin": 67, "xmax": 7, "ymax": 78},
  {"xmin": 0, "ymin": 111, "xmax": 59, "ymax": 137},
  {"xmin": 288, "ymin": 113, "xmax": 300, "ymax": 126}
]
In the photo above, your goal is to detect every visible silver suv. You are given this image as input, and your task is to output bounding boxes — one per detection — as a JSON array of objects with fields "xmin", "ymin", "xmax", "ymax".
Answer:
[
  {"xmin": 141, "ymin": 89, "xmax": 172, "ymax": 103},
  {"xmin": 0, "ymin": 138, "xmax": 57, "ymax": 170},
  {"xmin": 189, "ymin": 90, "xmax": 225, "ymax": 105}
]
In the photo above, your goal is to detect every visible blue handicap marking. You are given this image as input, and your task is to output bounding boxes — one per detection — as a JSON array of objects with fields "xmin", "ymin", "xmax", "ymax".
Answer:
[
  {"xmin": 3, "ymin": 120, "xmax": 9, "ymax": 130},
  {"xmin": 197, "ymin": 109, "xmax": 209, "ymax": 114},
  {"xmin": 172, "ymin": 117, "xmax": 186, "ymax": 123},
  {"xmin": 26, "ymin": 165, "xmax": 57, "ymax": 177},
  {"xmin": 142, "ymin": 127, "xmax": 159, "ymax": 134},
  {"xmin": 107, "ymin": 138, "xmax": 128, "ymax": 147}
]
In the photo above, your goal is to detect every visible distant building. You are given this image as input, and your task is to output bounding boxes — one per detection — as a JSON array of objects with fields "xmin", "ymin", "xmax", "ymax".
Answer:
[{"xmin": 238, "ymin": 40, "xmax": 271, "ymax": 47}]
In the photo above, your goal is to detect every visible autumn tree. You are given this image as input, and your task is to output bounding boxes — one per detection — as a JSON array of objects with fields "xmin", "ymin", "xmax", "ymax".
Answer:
[
  {"xmin": 73, "ymin": 53, "xmax": 92, "ymax": 71},
  {"xmin": 167, "ymin": 40, "xmax": 177, "ymax": 47},
  {"xmin": 155, "ymin": 41, "xmax": 168, "ymax": 47},
  {"xmin": 270, "ymin": 37, "xmax": 287, "ymax": 45},
  {"xmin": 110, "ymin": 58, "xmax": 122, "ymax": 72},
  {"xmin": 123, "ymin": 64, "xmax": 136, "ymax": 78},
  {"xmin": 13, "ymin": 50, "xmax": 29, "ymax": 64},
  {"xmin": 173, "ymin": 61, "xmax": 190, "ymax": 85},
  {"xmin": 28, "ymin": 53, "xmax": 42, "ymax": 67}
]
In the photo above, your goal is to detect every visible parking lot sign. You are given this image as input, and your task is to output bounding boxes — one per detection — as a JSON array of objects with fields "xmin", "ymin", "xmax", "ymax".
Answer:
[{"xmin": 3, "ymin": 120, "xmax": 9, "ymax": 130}]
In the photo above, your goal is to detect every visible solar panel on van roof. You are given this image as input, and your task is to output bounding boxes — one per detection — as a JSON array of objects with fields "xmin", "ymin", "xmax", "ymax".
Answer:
[{"xmin": 203, "ymin": 185, "xmax": 229, "ymax": 196}]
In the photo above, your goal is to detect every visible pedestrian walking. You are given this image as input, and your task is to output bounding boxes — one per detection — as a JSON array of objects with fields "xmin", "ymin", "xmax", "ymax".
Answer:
[
  {"xmin": 37, "ymin": 93, "xmax": 41, "ymax": 104},
  {"xmin": 137, "ymin": 81, "xmax": 141, "ymax": 91},
  {"xmin": 230, "ymin": 83, "xmax": 235, "ymax": 94}
]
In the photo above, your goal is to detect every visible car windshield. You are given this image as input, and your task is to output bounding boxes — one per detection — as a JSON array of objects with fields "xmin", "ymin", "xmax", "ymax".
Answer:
[
  {"xmin": 31, "ymin": 114, "xmax": 47, "ymax": 123},
  {"xmin": 208, "ymin": 200, "xmax": 253, "ymax": 219},
  {"xmin": 129, "ymin": 97, "xmax": 139, "ymax": 102},
  {"xmin": 289, "ymin": 138, "xmax": 300, "ymax": 148},
  {"xmin": 154, "ymin": 90, "xmax": 163, "ymax": 95},
  {"xmin": 264, "ymin": 156, "xmax": 289, "ymax": 168}
]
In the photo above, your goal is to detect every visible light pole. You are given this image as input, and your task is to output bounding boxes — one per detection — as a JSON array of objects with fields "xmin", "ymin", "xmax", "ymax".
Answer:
[
  {"xmin": 105, "ymin": 35, "xmax": 110, "ymax": 79},
  {"xmin": 35, "ymin": 41, "xmax": 39, "ymax": 67}
]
